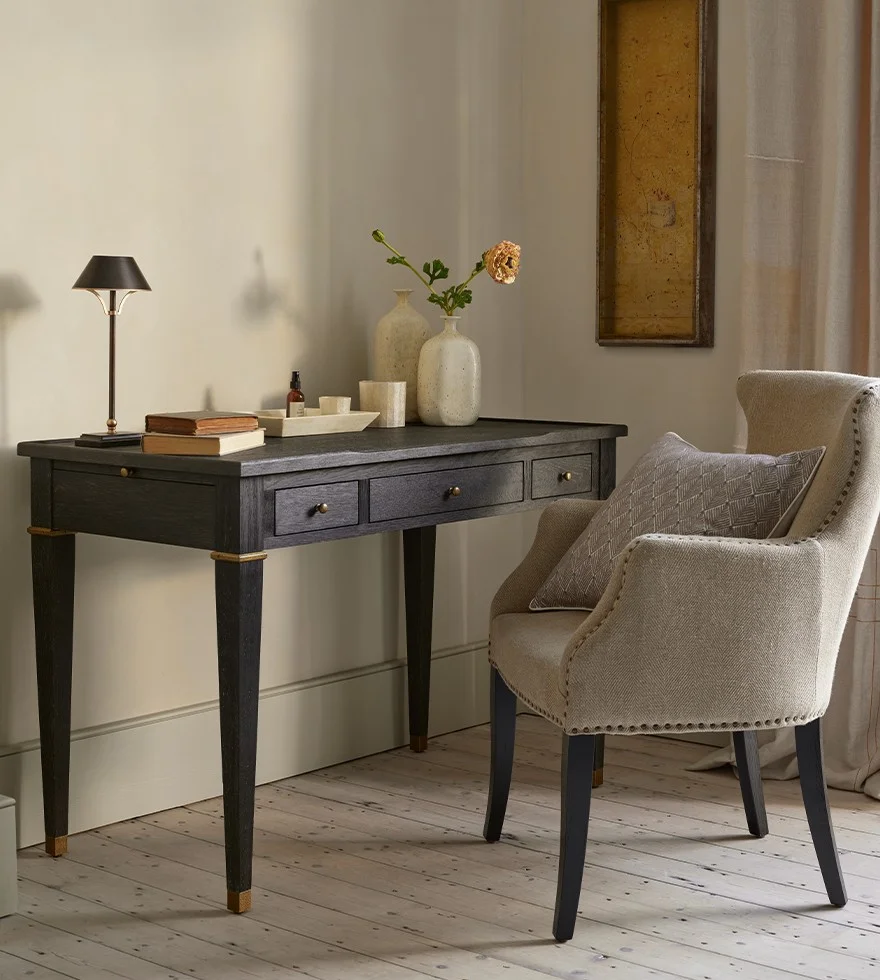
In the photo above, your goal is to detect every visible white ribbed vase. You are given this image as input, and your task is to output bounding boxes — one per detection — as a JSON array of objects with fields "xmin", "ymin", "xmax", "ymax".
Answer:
[
  {"xmin": 373, "ymin": 289, "xmax": 430, "ymax": 423},
  {"xmin": 417, "ymin": 317, "xmax": 481, "ymax": 427}
]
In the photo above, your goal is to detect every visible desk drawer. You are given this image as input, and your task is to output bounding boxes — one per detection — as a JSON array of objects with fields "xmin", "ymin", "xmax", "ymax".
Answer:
[
  {"xmin": 275, "ymin": 482, "xmax": 359, "ymax": 535},
  {"xmin": 532, "ymin": 453, "xmax": 593, "ymax": 499},
  {"xmin": 53, "ymin": 469, "xmax": 215, "ymax": 549},
  {"xmin": 369, "ymin": 462, "xmax": 524, "ymax": 522}
]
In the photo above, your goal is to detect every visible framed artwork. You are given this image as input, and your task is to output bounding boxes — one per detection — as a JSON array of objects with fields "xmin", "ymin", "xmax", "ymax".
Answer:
[{"xmin": 596, "ymin": 0, "xmax": 717, "ymax": 347}]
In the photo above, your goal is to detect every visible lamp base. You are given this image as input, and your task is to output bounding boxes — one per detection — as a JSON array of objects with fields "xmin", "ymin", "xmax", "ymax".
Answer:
[{"xmin": 75, "ymin": 431, "xmax": 142, "ymax": 448}]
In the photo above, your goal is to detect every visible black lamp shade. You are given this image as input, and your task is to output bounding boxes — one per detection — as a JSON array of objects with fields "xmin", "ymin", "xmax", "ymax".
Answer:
[{"xmin": 73, "ymin": 255, "xmax": 151, "ymax": 292}]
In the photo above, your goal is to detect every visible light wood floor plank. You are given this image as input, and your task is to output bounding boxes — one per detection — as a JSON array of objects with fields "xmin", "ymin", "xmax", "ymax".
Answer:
[
  {"xmin": 134, "ymin": 807, "xmax": 841, "ymax": 980},
  {"xmin": 10, "ymin": 719, "xmax": 879, "ymax": 980},
  {"xmin": 100, "ymin": 817, "xmax": 694, "ymax": 980},
  {"xmin": 418, "ymin": 737, "xmax": 880, "ymax": 879},
  {"xmin": 446, "ymin": 725, "xmax": 880, "ymax": 823},
  {"xmin": 178, "ymin": 784, "xmax": 879, "ymax": 979},
  {"xmin": 0, "ymin": 950, "xmax": 83, "ymax": 980},
  {"xmin": 18, "ymin": 851, "xmax": 437, "ymax": 980},
  {"xmin": 276, "ymin": 771, "xmax": 880, "ymax": 962},
  {"xmin": 0, "ymin": 912, "xmax": 194, "ymax": 980},
  {"xmin": 15, "ymin": 872, "xmax": 315, "ymax": 980},
  {"xmin": 355, "ymin": 744, "xmax": 880, "ymax": 859},
  {"xmin": 247, "ymin": 780, "xmax": 880, "ymax": 969},
  {"xmin": 318, "ymin": 753, "xmax": 880, "ymax": 931},
  {"xmin": 52, "ymin": 830, "xmax": 556, "ymax": 980}
]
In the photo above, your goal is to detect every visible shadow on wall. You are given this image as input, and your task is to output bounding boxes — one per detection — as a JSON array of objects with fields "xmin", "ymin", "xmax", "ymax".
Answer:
[{"xmin": 0, "ymin": 274, "xmax": 39, "ymax": 447}]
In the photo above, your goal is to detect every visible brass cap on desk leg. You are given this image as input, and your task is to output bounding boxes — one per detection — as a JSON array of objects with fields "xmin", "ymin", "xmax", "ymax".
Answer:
[
  {"xmin": 591, "ymin": 768, "xmax": 604, "ymax": 789},
  {"xmin": 210, "ymin": 551, "xmax": 267, "ymax": 564},
  {"xmin": 227, "ymin": 889, "xmax": 252, "ymax": 914},
  {"xmin": 410, "ymin": 735, "xmax": 428, "ymax": 753},
  {"xmin": 46, "ymin": 835, "xmax": 68, "ymax": 857}
]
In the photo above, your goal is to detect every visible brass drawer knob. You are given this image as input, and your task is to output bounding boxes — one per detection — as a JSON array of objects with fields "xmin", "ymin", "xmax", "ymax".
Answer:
[
  {"xmin": 448, "ymin": 486, "xmax": 462, "ymax": 498},
  {"xmin": 315, "ymin": 502, "xmax": 330, "ymax": 514},
  {"xmin": 120, "ymin": 467, "xmax": 135, "ymax": 478},
  {"xmin": 561, "ymin": 471, "xmax": 573, "ymax": 482}
]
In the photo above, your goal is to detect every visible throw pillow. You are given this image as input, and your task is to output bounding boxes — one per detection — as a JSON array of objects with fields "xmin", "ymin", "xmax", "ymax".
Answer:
[{"xmin": 529, "ymin": 432, "xmax": 825, "ymax": 612}]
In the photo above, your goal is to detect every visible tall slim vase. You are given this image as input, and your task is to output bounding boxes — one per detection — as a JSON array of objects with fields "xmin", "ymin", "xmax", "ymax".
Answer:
[
  {"xmin": 373, "ymin": 289, "xmax": 430, "ymax": 423},
  {"xmin": 417, "ymin": 316, "xmax": 481, "ymax": 426}
]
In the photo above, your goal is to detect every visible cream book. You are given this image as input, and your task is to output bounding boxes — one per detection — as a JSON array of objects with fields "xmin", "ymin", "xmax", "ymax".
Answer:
[{"xmin": 141, "ymin": 428, "xmax": 265, "ymax": 456}]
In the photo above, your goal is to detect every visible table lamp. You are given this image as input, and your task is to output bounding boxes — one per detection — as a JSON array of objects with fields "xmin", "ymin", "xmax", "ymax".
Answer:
[{"xmin": 72, "ymin": 255, "xmax": 150, "ymax": 447}]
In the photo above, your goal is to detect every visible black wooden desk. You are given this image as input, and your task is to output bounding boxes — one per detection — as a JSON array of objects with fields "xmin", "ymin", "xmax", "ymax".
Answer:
[{"xmin": 19, "ymin": 418, "xmax": 626, "ymax": 913}]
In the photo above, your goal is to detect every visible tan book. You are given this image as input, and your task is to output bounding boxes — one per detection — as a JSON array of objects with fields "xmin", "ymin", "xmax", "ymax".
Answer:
[
  {"xmin": 144, "ymin": 411, "xmax": 259, "ymax": 436},
  {"xmin": 141, "ymin": 429, "xmax": 265, "ymax": 456}
]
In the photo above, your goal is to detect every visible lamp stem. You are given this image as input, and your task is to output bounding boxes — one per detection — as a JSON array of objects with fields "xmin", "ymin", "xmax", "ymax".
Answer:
[{"xmin": 107, "ymin": 289, "xmax": 117, "ymax": 434}]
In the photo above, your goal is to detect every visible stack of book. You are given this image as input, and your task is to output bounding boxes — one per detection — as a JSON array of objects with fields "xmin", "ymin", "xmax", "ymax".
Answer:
[{"xmin": 142, "ymin": 412, "xmax": 265, "ymax": 456}]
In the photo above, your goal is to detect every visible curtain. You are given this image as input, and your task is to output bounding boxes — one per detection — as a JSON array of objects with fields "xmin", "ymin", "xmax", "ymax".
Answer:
[{"xmin": 694, "ymin": 0, "xmax": 880, "ymax": 797}]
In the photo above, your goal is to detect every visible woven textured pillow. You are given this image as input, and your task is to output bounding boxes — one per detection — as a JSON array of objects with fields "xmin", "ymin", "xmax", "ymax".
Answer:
[{"xmin": 529, "ymin": 433, "xmax": 825, "ymax": 612}]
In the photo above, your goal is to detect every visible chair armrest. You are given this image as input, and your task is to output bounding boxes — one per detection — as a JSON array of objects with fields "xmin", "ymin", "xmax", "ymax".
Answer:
[
  {"xmin": 560, "ymin": 533, "xmax": 828, "ymax": 733},
  {"xmin": 490, "ymin": 499, "xmax": 605, "ymax": 618}
]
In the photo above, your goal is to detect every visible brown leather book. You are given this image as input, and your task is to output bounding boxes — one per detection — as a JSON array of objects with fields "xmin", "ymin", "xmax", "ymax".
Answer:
[{"xmin": 144, "ymin": 411, "xmax": 258, "ymax": 436}]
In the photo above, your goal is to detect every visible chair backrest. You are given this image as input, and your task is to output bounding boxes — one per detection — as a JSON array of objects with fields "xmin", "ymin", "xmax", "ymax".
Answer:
[{"xmin": 738, "ymin": 370, "xmax": 880, "ymax": 706}]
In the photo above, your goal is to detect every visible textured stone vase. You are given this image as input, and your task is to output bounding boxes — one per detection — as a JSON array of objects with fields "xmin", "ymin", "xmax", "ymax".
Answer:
[
  {"xmin": 417, "ymin": 316, "xmax": 481, "ymax": 426},
  {"xmin": 373, "ymin": 289, "xmax": 430, "ymax": 423}
]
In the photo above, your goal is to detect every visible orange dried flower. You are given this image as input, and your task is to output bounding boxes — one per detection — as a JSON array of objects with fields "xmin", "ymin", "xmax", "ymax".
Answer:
[{"xmin": 484, "ymin": 241, "xmax": 521, "ymax": 284}]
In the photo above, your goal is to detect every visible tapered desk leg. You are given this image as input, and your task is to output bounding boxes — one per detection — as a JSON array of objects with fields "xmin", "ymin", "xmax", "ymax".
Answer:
[
  {"xmin": 403, "ymin": 526, "xmax": 436, "ymax": 752},
  {"xmin": 30, "ymin": 528, "xmax": 76, "ymax": 858},
  {"xmin": 213, "ymin": 551, "xmax": 265, "ymax": 914}
]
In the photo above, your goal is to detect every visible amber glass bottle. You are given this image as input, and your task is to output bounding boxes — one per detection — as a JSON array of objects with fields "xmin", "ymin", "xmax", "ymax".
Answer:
[{"xmin": 286, "ymin": 371, "xmax": 305, "ymax": 417}]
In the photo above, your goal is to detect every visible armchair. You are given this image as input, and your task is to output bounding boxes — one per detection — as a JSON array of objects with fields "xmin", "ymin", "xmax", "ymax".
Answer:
[{"xmin": 484, "ymin": 371, "xmax": 880, "ymax": 941}]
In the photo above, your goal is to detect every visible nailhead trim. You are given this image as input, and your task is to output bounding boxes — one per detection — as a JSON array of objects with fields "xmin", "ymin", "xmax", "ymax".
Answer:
[{"xmin": 565, "ymin": 712, "xmax": 821, "ymax": 735}]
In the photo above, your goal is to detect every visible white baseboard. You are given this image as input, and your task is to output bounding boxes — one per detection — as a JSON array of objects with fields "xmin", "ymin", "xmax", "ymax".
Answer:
[{"xmin": 0, "ymin": 644, "xmax": 490, "ymax": 849}]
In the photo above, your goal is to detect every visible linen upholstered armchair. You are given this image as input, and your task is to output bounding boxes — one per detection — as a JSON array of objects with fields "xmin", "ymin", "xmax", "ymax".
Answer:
[{"xmin": 483, "ymin": 371, "xmax": 880, "ymax": 942}]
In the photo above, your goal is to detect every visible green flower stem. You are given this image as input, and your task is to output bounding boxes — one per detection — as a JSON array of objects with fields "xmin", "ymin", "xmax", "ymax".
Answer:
[
  {"xmin": 373, "ymin": 230, "xmax": 488, "ymax": 316},
  {"xmin": 375, "ymin": 238, "xmax": 439, "ymax": 296},
  {"xmin": 459, "ymin": 266, "xmax": 485, "ymax": 290}
]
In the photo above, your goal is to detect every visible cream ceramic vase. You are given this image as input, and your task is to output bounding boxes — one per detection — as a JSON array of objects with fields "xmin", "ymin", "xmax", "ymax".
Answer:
[
  {"xmin": 373, "ymin": 289, "xmax": 430, "ymax": 423},
  {"xmin": 417, "ymin": 316, "xmax": 481, "ymax": 426}
]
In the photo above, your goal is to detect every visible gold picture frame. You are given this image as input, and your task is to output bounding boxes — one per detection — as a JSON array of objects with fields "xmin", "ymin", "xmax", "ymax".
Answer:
[{"xmin": 596, "ymin": 0, "xmax": 717, "ymax": 347}]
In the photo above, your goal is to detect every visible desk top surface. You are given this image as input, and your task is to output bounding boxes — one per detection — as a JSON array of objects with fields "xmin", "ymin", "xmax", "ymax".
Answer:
[{"xmin": 18, "ymin": 418, "xmax": 627, "ymax": 477}]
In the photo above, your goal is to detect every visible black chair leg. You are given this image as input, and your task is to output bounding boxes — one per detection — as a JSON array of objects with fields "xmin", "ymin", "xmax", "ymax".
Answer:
[
  {"xmin": 732, "ymin": 731, "xmax": 769, "ymax": 837},
  {"xmin": 483, "ymin": 667, "xmax": 517, "ymax": 842},
  {"xmin": 795, "ymin": 718, "xmax": 847, "ymax": 907},
  {"xmin": 553, "ymin": 733, "xmax": 595, "ymax": 943},
  {"xmin": 592, "ymin": 734, "xmax": 605, "ymax": 788}
]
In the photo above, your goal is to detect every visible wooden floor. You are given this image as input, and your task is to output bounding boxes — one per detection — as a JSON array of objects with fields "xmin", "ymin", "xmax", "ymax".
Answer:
[{"xmin": 2, "ymin": 716, "xmax": 879, "ymax": 980}]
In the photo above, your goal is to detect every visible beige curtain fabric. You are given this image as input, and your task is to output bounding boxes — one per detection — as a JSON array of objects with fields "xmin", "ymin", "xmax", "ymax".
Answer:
[{"xmin": 696, "ymin": 0, "xmax": 880, "ymax": 797}]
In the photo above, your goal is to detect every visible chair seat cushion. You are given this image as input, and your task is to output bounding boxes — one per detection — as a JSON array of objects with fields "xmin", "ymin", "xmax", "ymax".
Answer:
[
  {"xmin": 490, "ymin": 611, "xmax": 589, "ymax": 724},
  {"xmin": 530, "ymin": 432, "xmax": 825, "ymax": 611}
]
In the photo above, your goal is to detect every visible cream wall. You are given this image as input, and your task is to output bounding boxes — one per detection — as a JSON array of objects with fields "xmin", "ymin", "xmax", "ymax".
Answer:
[
  {"xmin": 0, "ymin": 0, "xmax": 744, "ymax": 843},
  {"xmin": 521, "ymin": 0, "xmax": 746, "ymax": 473},
  {"xmin": 0, "ymin": 0, "xmax": 526, "ymax": 845}
]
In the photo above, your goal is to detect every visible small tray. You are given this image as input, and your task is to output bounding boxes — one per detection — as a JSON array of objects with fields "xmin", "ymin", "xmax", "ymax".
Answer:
[{"xmin": 255, "ymin": 409, "xmax": 379, "ymax": 438}]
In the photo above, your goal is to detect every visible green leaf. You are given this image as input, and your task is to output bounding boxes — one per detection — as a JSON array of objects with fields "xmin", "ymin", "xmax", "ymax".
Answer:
[
  {"xmin": 423, "ymin": 261, "xmax": 431, "ymax": 276},
  {"xmin": 386, "ymin": 255, "xmax": 407, "ymax": 265},
  {"xmin": 427, "ymin": 293, "xmax": 444, "ymax": 306}
]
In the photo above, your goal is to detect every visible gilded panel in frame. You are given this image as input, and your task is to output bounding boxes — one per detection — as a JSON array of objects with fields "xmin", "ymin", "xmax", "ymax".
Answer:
[{"xmin": 597, "ymin": 0, "xmax": 717, "ymax": 347}]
